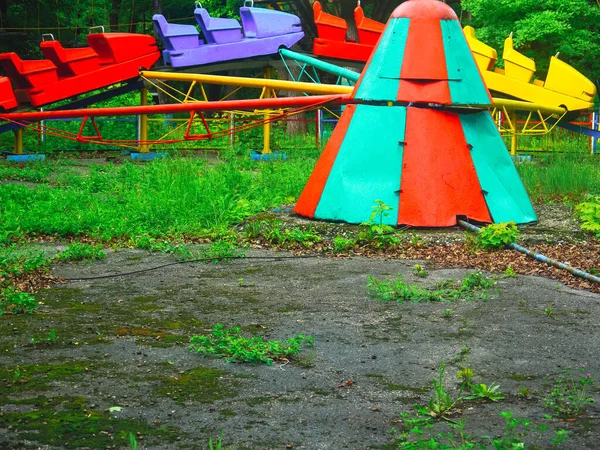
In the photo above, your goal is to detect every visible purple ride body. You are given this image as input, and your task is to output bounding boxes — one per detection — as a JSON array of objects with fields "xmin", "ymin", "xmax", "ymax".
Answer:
[{"xmin": 153, "ymin": 3, "xmax": 304, "ymax": 68}]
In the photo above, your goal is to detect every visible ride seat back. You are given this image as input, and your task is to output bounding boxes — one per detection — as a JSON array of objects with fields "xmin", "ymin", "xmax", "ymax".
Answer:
[
  {"xmin": 87, "ymin": 33, "xmax": 158, "ymax": 66},
  {"xmin": 463, "ymin": 26, "xmax": 497, "ymax": 72},
  {"xmin": 152, "ymin": 14, "xmax": 201, "ymax": 51},
  {"xmin": 354, "ymin": 5, "xmax": 384, "ymax": 45},
  {"xmin": 40, "ymin": 40, "xmax": 99, "ymax": 77},
  {"xmin": 240, "ymin": 6, "xmax": 302, "ymax": 39},
  {"xmin": 313, "ymin": 1, "xmax": 347, "ymax": 41},
  {"xmin": 544, "ymin": 56, "xmax": 597, "ymax": 103},
  {"xmin": 502, "ymin": 34, "xmax": 535, "ymax": 83},
  {"xmin": 194, "ymin": 7, "xmax": 243, "ymax": 44},
  {"xmin": 0, "ymin": 52, "xmax": 58, "ymax": 90}
]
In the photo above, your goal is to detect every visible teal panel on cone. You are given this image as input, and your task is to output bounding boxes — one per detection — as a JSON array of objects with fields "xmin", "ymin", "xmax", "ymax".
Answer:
[
  {"xmin": 314, "ymin": 105, "xmax": 407, "ymax": 225},
  {"xmin": 353, "ymin": 18, "xmax": 410, "ymax": 102},
  {"xmin": 459, "ymin": 112, "xmax": 537, "ymax": 224},
  {"xmin": 442, "ymin": 20, "xmax": 491, "ymax": 105}
]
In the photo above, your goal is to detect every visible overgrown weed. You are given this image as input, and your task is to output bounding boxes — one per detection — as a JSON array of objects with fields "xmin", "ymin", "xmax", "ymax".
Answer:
[{"xmin": 366, "ymin": 272, "xmax": 495, "ymax": 303}]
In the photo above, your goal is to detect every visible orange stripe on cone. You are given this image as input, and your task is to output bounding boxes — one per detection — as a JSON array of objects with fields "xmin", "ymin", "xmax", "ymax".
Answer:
[{"xmin": 397, "ymin": 107, "xmax": 491, "ymax": 226}]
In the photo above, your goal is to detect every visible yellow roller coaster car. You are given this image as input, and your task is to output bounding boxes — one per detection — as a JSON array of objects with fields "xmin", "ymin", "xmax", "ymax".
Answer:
[{"xmin": 463, "ymin": 26, "xmax": 596, "ymax": 112}]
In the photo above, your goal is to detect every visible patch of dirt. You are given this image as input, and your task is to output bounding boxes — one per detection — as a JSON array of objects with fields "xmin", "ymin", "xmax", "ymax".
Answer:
[{"xmin": 1, "ymin": 249, "xmax": 599, "ymax": 449}]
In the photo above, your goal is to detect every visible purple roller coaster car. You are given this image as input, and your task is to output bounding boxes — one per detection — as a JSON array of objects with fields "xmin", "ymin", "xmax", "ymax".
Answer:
[{"xmin": 153, "ymin": 1, "xmax": 305, "ymax": 68}]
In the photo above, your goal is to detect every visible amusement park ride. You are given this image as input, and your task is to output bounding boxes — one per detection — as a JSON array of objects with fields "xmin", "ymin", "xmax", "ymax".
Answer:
[{"xmin": 0, "ymin": 0, "xmax": 597, "ymax": 226}]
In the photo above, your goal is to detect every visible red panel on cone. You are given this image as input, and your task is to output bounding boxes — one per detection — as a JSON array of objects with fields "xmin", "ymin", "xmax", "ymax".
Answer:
[
  {"xmin": 397, "ymin": 107, "xmax": 492, "ymax": 226},
  {"xmin": 294, "ymin": 105, "xmax": 357, "ymax": 218},
  {"xmin": 392, "ymin": 0, "xmax": 458, "ymax": 20},
  {"xmin": 400, "ymin": 19, "xmax": 447, "ymax": 81}
]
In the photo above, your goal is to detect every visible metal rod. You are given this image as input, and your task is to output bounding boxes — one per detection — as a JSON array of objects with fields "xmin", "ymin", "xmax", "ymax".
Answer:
[
  {"xmin": 0, "ymin": 95, "xmax": 350, "ymax": 121},
  {"xmin": 141, "ymin": 70, "xmax": 352, "ymax": 95},
  {"xmin": 279, "ymin": 49, "xmax": 360, "ymax": 83},
  {"xmin": 458, "ymin": 220, "xmax": 600, "ymax": 285}
]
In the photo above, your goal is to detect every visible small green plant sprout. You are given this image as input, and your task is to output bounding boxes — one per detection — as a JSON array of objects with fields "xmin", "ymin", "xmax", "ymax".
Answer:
[
  {"xmin": 465, "ymin": 383, "xmax": 505, "ymax": 402},
  {"xmin": 237, "ymin": 278, "xmax": 255, "ymax": 288},
  {"xmin": 360, "ymin": 200, "xmax": 402, "ymax": 248},
  {"xmin": 208, "ymin": 430, "xmax": 227, "ymax": 450},
  {"xmin": 575, "ymin": 195, "xmax": 600, "ymax": 236},
  {"xmin": 544, "ymin": 366, "xmax": 595, "ymax": 418},
  {"xmin": 332, "ymin": 235, "xmax": 356, "ymax": 253},
  {"xmin": 12, "ymin": 367, "xmax": 22, "ymax": 384},
  {"xmin": 189, "ymin": 324, "xmax": 314, "ymax": 365},
  {"xmin": 0, "ymin": 288, "xmax": 38, "ymax": 316},
  {"xmin": 503, "ymin": 265, "xmax": 517, "ymax": 278},
  {"xmin": 129, "ymin": 432, "xmax": 137, "ymax": 450},
  {"xmin": 544, "ymin": 306, "xmax": 556, "ymax": 319},
  {"xmin": 443, "ymin": 308, "xmax": 453, "ymax": 319},
  {"xmin": 426, "ymin": 364, "xmax": 461, "ymax": 419},
  {"xmin": 474, "ymin": 221, "xmax": 521, "ymax": 249},
  {"xmin": 412, "ymin": 264, "xmax": 428, "ymax": 278},
  {"xmin": 517, "ymin": 387, "xmax": 530, "ymax": 399},
  {"xmin": 30, "ymin": 329, "xmax": 57, "ymax": 346},
  {"xmin": 409, "ymin": 233, "xmax": 422, "ymax": 247}
]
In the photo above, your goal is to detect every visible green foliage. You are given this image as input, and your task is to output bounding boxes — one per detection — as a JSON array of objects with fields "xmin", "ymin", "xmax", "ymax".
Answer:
[
  {"xmin": 199, "ymin": 241, "xmax": 246, "ymax": 263},
  {"xmin": 456, "ymin": 367, "xmax": 474, "ymax": 386},
  {"xmin": 244, "ymin": 220, "xmax": 321, "ymax": 248},
  {"xmin": 0, "ymin": 287, "xmax": 38, "ymax": 316},
  {"xmin": 189, "ymin": 324, "xmax": 314, "ymax": 365},
  {"xmin": 474, "ymin": 222, "xmax": 520, "ymax": 249},
  {"xmin": 366, "ymin": 272, "xmax": 495, "ymax": 303},
  {"xmin": 0, "ymin": 246, "xmax": 51, "ymax": 279},
  {"xmin": 544, "ymin": 366, "xmax": 595, "ymax": 418},
  {"xmin": 575, "ymin": 195, "xmax": 600, "ymax": 236},
  {"xmin": 395, "ymin": 410, "xmax": 569, "ymax": 449},
  {"xmin": 461, "ymin": 0, "xmax": 600, "ymax": 76},
  {"xmin": 465, "ymin": 383, "xmax": 505, "ymax": 402},
  {"xmin": 332, "ymin": 235, "xmax": 357, "ymax": 253},
  {"xmin": 54, "ymin": 243, "xmax": 105, "ymax": 262}
]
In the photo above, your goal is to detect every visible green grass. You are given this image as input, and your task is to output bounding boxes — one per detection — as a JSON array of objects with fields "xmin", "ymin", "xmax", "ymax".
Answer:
[
  {"xmin": 517, "ymin": 154, "xmax": 600, "ymax": 203},
  {"xmin": 0, "ymin": 155, "xmax": 315, "ymax": 241}
]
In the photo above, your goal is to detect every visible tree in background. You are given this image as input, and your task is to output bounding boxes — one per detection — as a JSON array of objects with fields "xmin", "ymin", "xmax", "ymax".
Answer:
[{"xmin": 461, "ymin": 0, "xmax": 600, "ymax": 80}]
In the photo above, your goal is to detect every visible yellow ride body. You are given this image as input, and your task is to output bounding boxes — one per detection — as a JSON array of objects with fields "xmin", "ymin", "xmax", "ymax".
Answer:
[{"xmin": 463, "ymin": 26, "xmax": 596, "ymax": 112}]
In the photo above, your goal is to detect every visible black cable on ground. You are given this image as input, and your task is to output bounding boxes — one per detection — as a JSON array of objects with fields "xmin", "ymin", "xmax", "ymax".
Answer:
[{"xmin": 63, "ymin": 254, "xmax": 322, "ymax": 281}]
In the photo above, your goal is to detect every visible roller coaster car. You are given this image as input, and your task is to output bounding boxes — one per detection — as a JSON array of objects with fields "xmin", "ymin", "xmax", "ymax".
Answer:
[
  {"xmin": 312, "ymin": 1, "xmax": 384, "ymax": 62},
  {"xmin": 0, "ymin": 77, "xmax": 17, "ymax": 111},
  {"xmin": 153, "ymin": 1, "xmax": 304, "ymax": 68},
  {"xmin": 464, "ymin": 26, "xmax": 596, "ymax": 112},
  {"xmin": 0, "ymin": 32, "xmax": 160, "ymax": 107}
]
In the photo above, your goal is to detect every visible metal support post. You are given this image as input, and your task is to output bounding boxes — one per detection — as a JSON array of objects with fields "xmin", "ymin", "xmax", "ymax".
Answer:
[
  {"xmin": 14, "ymin": 128, "xmax": 23, "ymax": 154},
  {"xmin": 138, "ymin": 88, "xmax": 149, "ymax": 153},
  {"xmin": 262, "ymin": 67, "xmax": 273, "ymax": 154}
]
